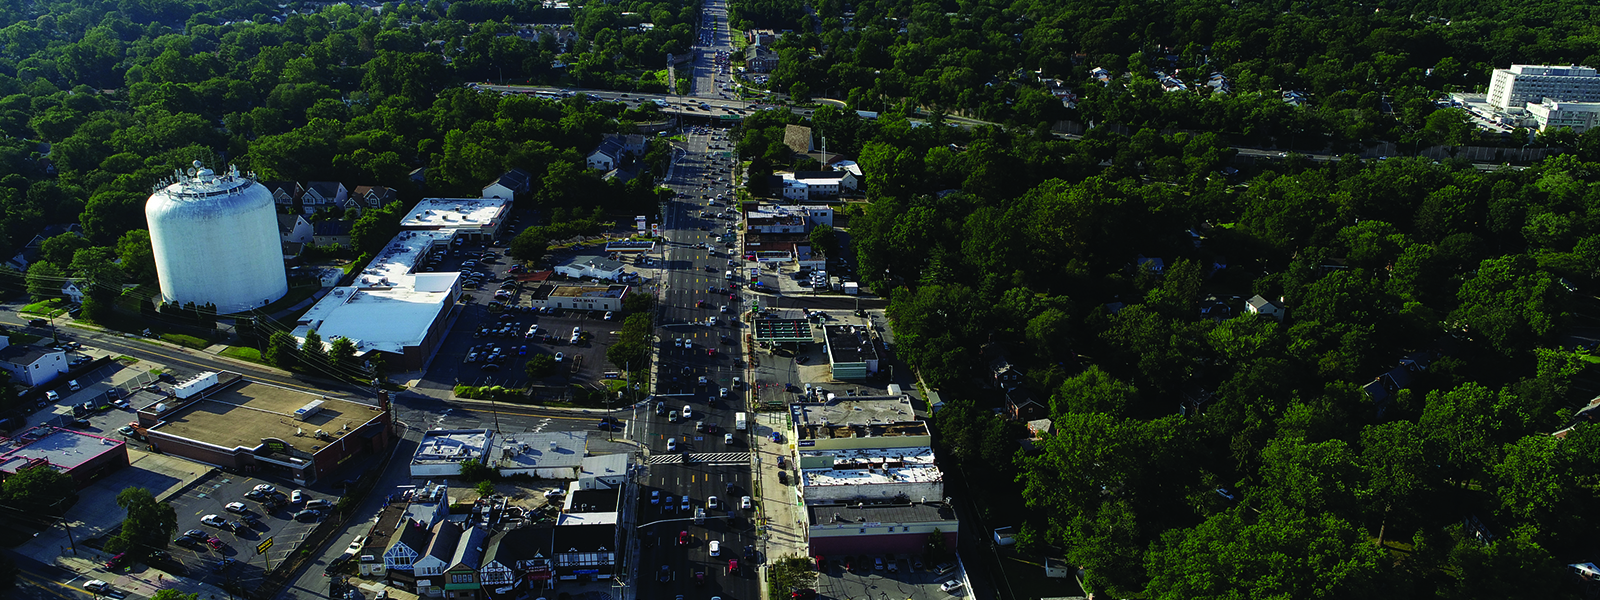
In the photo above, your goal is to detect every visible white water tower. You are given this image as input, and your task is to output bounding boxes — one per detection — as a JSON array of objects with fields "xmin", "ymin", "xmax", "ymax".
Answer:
[{"xmin": 145, "ymin": 161, "xmax": 286, "ymax": 314}]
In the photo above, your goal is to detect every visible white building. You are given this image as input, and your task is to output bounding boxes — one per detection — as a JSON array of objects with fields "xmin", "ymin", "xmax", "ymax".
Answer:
[
  {"xmin": 291, "ymin": 229, "xmax": 461, "ymax": 370},
  {"xmin": 410, "ymin": 429, "xmax": 493, "ymax": 477},
  {"xmin": 1487, "ymin": 64, "xmax": 1600, "ymax": 110},
  {"xmin": 526, "ymin": 284, "xmax": 630, "ymax": 312},
  {"xmin": 773, "ymin": 171, "xmax": 859, "ymax": 200},
  {"xmin": 278, "ymin": 213, "xmax": 314, "ymax": 244},
  {"xmin": 399, "ymin": 197, "xmax": 512, "ymax": 241},
  {"xmin": 1525, "ymin": 98, "xmax": 1600, "ymax": 133},
  {"xmin": 1246, "ymin": 294, "xmax": 1286, "ymax": 321},
  {"xmin": 551, "ymin": 255, "xmax": 627, "ymax": 280},
  {"xmin": 494, "ymin": 431, "xmax": 589, "ymax": 479},
  {"xmin": 60, "ymin": 279, "xmax": 85, "ymax": 304},
  {"xmin": 745, "ymin": 204, "xmax": 833, "ymax": 234},
  {"xmin": 0, "ymin": 336, "xmax": 66, "ymax": 386}
]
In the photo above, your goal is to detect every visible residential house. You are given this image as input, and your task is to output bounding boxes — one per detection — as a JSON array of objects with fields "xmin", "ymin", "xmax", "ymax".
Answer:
[
  {"xmin": 605, "ymin": 133, "xmax": 647, "ymax": 156},
  {"xmin": 0, "ymin": 336, "xmax": 67, "ymax": 386},
  {"xmin": 302, "ymin": 181, "xmax": 349, "ymax": 215},
  {"xmin": 989, "ymin": 356, "xmax": 1022, "ymax": 388},
  {"xmin": 1026, "ymin": 418, "xmax": 1053, "ymax": 438},
  {"xmin": 347, "ymin": 185, "xmax": 398, "ymax": 214},
  {"xmin": 746, "ymin": 45, "xmax": 780, "ymax": 73},
  {"xmin": 482, "ymin": 170, "xmax": 533, "ymax": 201},
  {"xmin": 479, "ymin": 526, "xmax": 555, "ymax": 598},
  {"xmin": 260, "ymin": 181, "xmax": 304, "ymax": 209},
  {"xmin": 1362, "ymin": 352, "xmax": 1434, "ymax": 417},
  {"xmin": 5, "ymin": 224, "xmax": 84, "ymax": 272},
  {"xmin": 1136, "ymin": 255, "xmax": 1165, "ymax": 274},
  {"xmin": 314, "ymin": 220, "xmax": 354, "ymax": 247},
  {"xmin": 278, "ymin": 214, "xmax": 314, "ymax": 244},
  {"xmin": 443, "ymin": 526, "xmax": 490, "ymax": 600},
  {"xmin": 384, "ymin": 519, "xmax": 432, "ymax": 577},
  {"xmin": 586, "ymin": 138, "xmax": 627, "ymax": 171},
  {"xmin": 1245, "ymin": 295, "xmax": 1286, "ymax": 321},
  {"xmin": 60, "ymin": 279, "xmax": 86, "ymax": 304},
  {"xmin": 414, "ymin": 521, "xmax": 466, "ymax": 594},
  {"xmin": 771, "ymin": 171, "xmax": 857, "ymax": 200},
  {"xmin": 1004, "ymin": 387, "xmax": 1046, "ymax": 421}
]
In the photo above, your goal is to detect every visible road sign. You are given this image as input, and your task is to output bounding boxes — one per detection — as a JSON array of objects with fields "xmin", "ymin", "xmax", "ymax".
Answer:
[{"xmin": 256, "ymin": 537, "xmax": 274, "ymax": 555}]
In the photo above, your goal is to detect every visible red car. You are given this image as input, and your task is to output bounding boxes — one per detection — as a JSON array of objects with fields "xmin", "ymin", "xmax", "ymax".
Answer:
[
  {"xmin": 206, "ymin": 537, "xmax": 225, "ymax": 550},
  {"xmin": 729, "ymin": 559, "xmax": 739, "ymax": 573},
  {"xmin": 707, "ymin": 348, "xmax": 717, "ymax": 356},
  {"xmin": 679, "ymin": 531, "xmax": 689, "ymax": 546}
]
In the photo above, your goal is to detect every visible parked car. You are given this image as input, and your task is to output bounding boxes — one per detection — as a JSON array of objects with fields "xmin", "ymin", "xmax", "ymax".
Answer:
[
  {"xmin": 224, "ymin": 502, "xmax": 248, "ymax": 513},
  {"xmin": 200, "ymin": 514, "xmax": 227, "ymax": 527},
  {"xmin": 940, "ymin": 580, "xmax": 964, "ymax": 592},
  {"xmin": 294, "ymin": 509, "xmax": 321, "ymax": 522}
]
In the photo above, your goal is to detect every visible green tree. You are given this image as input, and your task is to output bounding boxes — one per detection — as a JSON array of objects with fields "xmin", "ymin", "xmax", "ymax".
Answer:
[
  {"xmin": 151, "ymin": 590, "xmax": 200, "ymax": 600},
  {"xmin": 0, "ymin": 465, "xmax": 77, "ymax": 515},
  {"xmin": 622, "ymin": 291, "xmax": 654, "ymax": 313},
  {"xmin": 606, "ymin": 337, "xmax": 649, "ymax": 371},
  {"xmin": 39, "ymin": 234, "xmax": 90, "ymax": 267},
  {"xmin": 115, "ymin": 229, "xmax": 157, "ymax": 283},
  {"xmin": 525, "ymin": 354, "xmax": 557, "ymax": 378},
  {"xmin": 808, "ymin": 223, "xmax": 837, "ymax": 258},
  {"xmin": 105, "ymin": 487, "xmax": 177, "ymax": 560},
  {"xmin": 510, "ymin": 228, "xmax": 549, "ymax": 263},
  {"xmin": 328, "ymin": 336, "xmax": 358, "ymax": 375},
  {"xmin": 264, "ymin": 331, "xmax": 300, "ymax": 371},
  {"xmin": 24, "ymin": 261, "xmax": 63, "ymax": 302},
  {"xmin": 1448, "ymin": 255, "xmax": 1563, "ymax": 356},
  {"xmin": 350, "ymin": 201, "xmax": 405, "ymax": 256},
  {"xmin": 475, "ymin": 480, "xmax": 496, "ymax": 498},
  {"xmin": 1050, "ymin": 366, "xmax": 1139, "ymax": 417},
  {"xmin": 459, "ymin": 458, "xmax": 495, "ymax": 481},
  {"xmin": 301, "ymin": 329, "xmax": 328, "ymax": 371}
]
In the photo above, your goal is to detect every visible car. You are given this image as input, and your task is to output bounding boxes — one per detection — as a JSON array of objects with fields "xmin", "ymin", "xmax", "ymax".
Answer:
[
  {"xmin": 770, "ymin": 431, "xmax": 782, "ymax": 443},
  {"xmin": 914, "ymin": 559, "xmax": 925, "ymax": 571},
  {"xmin": 84, "ymin": 580, "xmax": 111, "ymax": 593},
  {"xmin": 305, "ymin": 499, "xmax": 333, "ymax": 509},
  {"xmin": 651, "ymin": 491, "xmax": 661, "ymax": 504},
  {"xmin": 874, "ymin": 557, "xmax": 885, "ymax": 570},
  {"xmin": 1216, "ymin": 487, "xmax": 1237, "ymax": 501},
  {"xmin": 201, "ymin": 514, "xmax": 227, "ymax": 527},
  {"xmin": 294, "ymin": 509, "xmax": 322, "ymax": 522},
  {"xmin": 253, "ymin": 484, "xmax": 276, "ymax": 494},
  {"xmin": 720, "ymin": 387, "xmax": 728, "ymax": 397},
  {"xmin": 656, "ymin": 402, "xmax": 666, "ymax": 415},
  {"xmin": 117, "ymin": 425, "xmax": 138, "ymax": 437},
  {"xmin": 725, "ymin": 433, "xmax": 734, "ymax": 445},
  {"xmin": 183, "ymin": 528, "xmax": 207, "ymax": 540},
  {"xmin": 709, "ymin": 540, "xmax": 721, "ymax": 556},
  {"xmin": 679, "ymin": 530, "xmax": 690, "ymax": 545},
  {"xmin": 544, "ymin": 488, "xmax": 565, "ymax": 498},
  {"xmin": 666, "ymin": 438, "xmax": 678, "ymax": 452},
  {"xmin": 27, "ymin": 319, "xmax": 46, "ymax": 327},
  {"xmin": 888, "ymin": 556, "xmax": 898, "ymax": 572},
  {"xmin": 214, "ymin": 558, "xmax": 236, "ymax": 571},
  {"xmin": 659, "ymin": 565, "xmax": 672, "ymax": 583},
  {"xmin": 741, "ymin": 496, "xmax": 752, "ymax": 509},
  {"xmin": 105, "ymin": 552, "xmax": 128, "ymax": 570},
  {"xmin": 244, "ymin": 489, "xmax": 268, "ymax": 500},
  {"xmin": 291, "ymin": 489, "xmax": 305, "ymax": 504},
  {"xmin": 604, "ymin": 311, "xmax": 614, "ymax": 320},
  {"xmin": 173, "ymin": 536, "xmax": 201, "ymax": 549},
  {"xmin": 680, "ymin": 497, "xmax": 690, "ymax": 512},
  {"xmin": 683, "ymin": 405, "xmax": 693, "ymax": 418},
  {"xmin": 708, "ymin": 496, "xmax": 720, "ymax": 510},
  {"xmin": 940, "ymin": 580, "xmax": 964, "ymax": 593},
  {"xmin": 206, "ymin": 536, "xmax": 226, "ymax": 550},
  {"xmin": 45, "ymin": 390, "xmax": 58, "ymax": 402},
  {"xmin": 554, "ymin": 352, "xmax": 564, "ymax": 362},
  {"xmin": 224, "ymin": 502, "xmax": 248, "ymax": 513}
]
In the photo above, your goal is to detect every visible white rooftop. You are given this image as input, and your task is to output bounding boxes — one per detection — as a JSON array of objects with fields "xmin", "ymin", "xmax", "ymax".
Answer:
[
  {"xmin": 498, "ymin": 431, "xmax": 588, "ymax": 470},
  {"xmin": 556, "ymin": 512, "xmax": 619, "ymax": 526},
  {"xmin": 799, "ymin": 446, "xmax": 942, "ymax": 487},
  {"xmin": 400, "ymin": 197, "xmax": 511, "ymax": 230},
  {"xmin": 293, "ymin": 229, "xmax": 459, "ymax": 355},
  {"xmin": 413, "ymin": 429, "xmax": 492, "ymax": 464}
]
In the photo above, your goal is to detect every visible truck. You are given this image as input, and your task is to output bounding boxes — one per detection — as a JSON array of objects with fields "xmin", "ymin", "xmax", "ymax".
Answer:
[
  {"xmin": 735, "ymin": 412, "xmax": 747, "ymax": 431},
  {"xmin": 694, "ymin": 507, "xmax": 707, "ymax": 525}
]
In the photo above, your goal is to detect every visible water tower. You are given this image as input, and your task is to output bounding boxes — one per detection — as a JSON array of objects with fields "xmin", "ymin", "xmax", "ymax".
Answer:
[{"xmin": 144, "ymin": 161, "xmax": 287, "ymax": 314}]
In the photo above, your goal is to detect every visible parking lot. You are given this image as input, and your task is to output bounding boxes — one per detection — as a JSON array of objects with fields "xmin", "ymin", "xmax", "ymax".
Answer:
[
  {"xmin": 157, "ymin": 470, "xmax": 334, "ymax": 588},
  {"xmin": 814, "ymin": 557, "xmax": 970, "ymax": 600}
]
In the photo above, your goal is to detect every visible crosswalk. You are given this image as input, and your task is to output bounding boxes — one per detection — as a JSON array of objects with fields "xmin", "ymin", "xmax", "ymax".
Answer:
[{"xmin": 649, "ymin": 452, "xmax": 751, "ymax": 465}]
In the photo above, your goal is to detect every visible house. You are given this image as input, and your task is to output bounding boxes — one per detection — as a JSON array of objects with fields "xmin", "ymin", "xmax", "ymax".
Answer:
[
  {"xmin": 1245, "ymin": 295, "xmax": 1286, "ymax": 321},
  {"xmin": 5, "ymin": 224, "xmax": 84, "ymax": 272},
  {"xmin": 746, "ymin": 45, "xmax": 780, "ymax": 73},
  {"xmin": 260, "ymin": 181, "xmax": 304, "ymax": 208},
  {"xmin": 278, "ymin": 214, "xmax": 314, "ymax": 244},
  {"xmin": 586, "ymin": 138, "xmax": 627, "ymax": 171},
  {"xmin": 1136, "ymin": 255, "xmax": 1165, "ymax": 274},
  {"xmin": 784, "ymin": 125, "xmax": 814, "ymax": 154},
  {"xmin": 0, "ymin": 335, "xmax": 67, "ymax": 386},
  {"xmin": 60, "ymin": 279, "xmax": 86, "ymax": 304},
  {"xmin": 314, "ymin": 220, "xmax": 354, "ymax": 247},
  {"xmin": 1026, "ymin": 418, "xmax": 1053, "ymax": 438},
  {"xmin": 383, "ymin": 519, "xmax": 434, "ymax": 574},
  {"xmin": 302, "ymin": 181, "xmax": 348, "ymax": 215},
  {"xmin": 770, "ymin": 171, "xmax": 857, "ymax": 200},
  {"xmin": 414, "ymin": 521, "xmax": 466, "ymax": 583},
  {"xmin": 479, "ymin": 526, "xmax": 555, "ymax": 597},
  {"xmin": 1004, "ymin": 387, "xmax": 1046, "ymax": 421},
  {"xmin": 989, "ymin": 356, "xmax": 1022, "ymax": 388},
  {"xmin": 482, "ymin": 169, "xmax": 533, "ymax": 201},
  {"xmin": 604, "ymin": 133, "xmax": 647, "ymax": 156},
  {"xmin": 347, "ymin": 186, "xmax": 398, "ymax": 214},
  {"xmin": 443, "ymin": 525, "xmax": 491, "ymax": 600},
  {"xmin": 282, "ymin": 241, "xmax": 305, "ymax": 260}
]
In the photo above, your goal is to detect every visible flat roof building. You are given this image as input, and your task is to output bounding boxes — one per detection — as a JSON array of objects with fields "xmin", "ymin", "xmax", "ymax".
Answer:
[
  {"xmin": 1488, "ymin": 64, "xmax": 1600, "ymax": 110},
  {"xmin": 807, "ymin": 501, "xmax": 957, "ymax": 556},
  {"xmin": 400, "ymin": 197, "xmax": 512, "ymax": 240},
  {"xmin": 495, "ymin": 431, "xmax": 589, "ymax": 479},
  {"xmin": 135, "ymin": 374, "xmax": 391, "ymax": 484},
  {"xmin": 412, "ymin": 429, "xmax": 494, "ymax": 477},
  {"xmin": 0, "ymin": 425, "xmax": 129, "ymax": 487},
  {"xmin": 551, "ymin": 255, "xmax": 628, "ymax": 281},
  {"xmin": 754, "ymin": 318, "xmax": 817, "ymax": 343},
  {"xmin": 292, "ymin": 229, "xmax": 462, "ymax": 370},
  {"xmin": 793, "ymin": 395, "xmax": 928, "ymax": 450},
  {"xmin": 1525, "ymin": 97, "xmax": 1600, "ymax": 133},
  {"xmin": 824, "ymin": 324, "xmax": 880, "ymax": 379},
  {"xmin": 526, "ymin": 284, "xmax": 630, "ymax": 312}
]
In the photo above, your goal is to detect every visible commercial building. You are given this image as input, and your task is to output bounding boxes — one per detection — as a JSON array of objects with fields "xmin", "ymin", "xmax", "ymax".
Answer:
[
  {"xmin": 0, "ymin": 336, "xmax": 66, "ymax": 386},
  {"xmin": 807, "ymin": 501, "xmax": 958, "ymax": 556},
  {"xmin": 769, "ymin": 171, "xmax": 858, "ymax": 200},
  {"xmin": 551, "ymin": 255, "xmax": 628, "ymax": 280},
  {"xmin": 823, "ymin": 324, "xmax": 881, "ymax": 379},
  {"xmin": 746, "ymin": 204, "xmax": 834, "ymax": 234},
  {"xmin": 1488, "ymin": 64, "xmax": 1600, "ymax": 110},
  {"xmin": 494, "ymin": 431, "xmax": 589, "ymax": 479},
  {"xmin": 0, "ymin": 425, "xmax": 129, "ymax": 487},
  {"xmin": 526, "ymin": 284, "xmax": 630, "ymax": 312},
  {"xmin": 411, "ymin": 429, "xmax": 494, "ymax": 477},
  {"xmin": 400, "ymin": 197, "xmax": 512, "ymax": 241},
  {"xmin": 1525, "ymin": 98, "xmax": 1600, "ymax": 133},
  {"xmin": 292, "ymin": 229, "xmax": 462, "ymax": 370},
  {"xmin": 753, "ymin": 318, "xmax": 818, "ymax": 344},
  {"xmin": 135, "ymin": 373, "xmax": 391, "ymax": 484}
]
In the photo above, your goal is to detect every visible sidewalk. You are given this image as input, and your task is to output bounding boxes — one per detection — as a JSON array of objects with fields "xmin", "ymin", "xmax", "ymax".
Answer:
[{"xmin": 751, "ymin": 407, "xmax": 808, "ymax": 599}]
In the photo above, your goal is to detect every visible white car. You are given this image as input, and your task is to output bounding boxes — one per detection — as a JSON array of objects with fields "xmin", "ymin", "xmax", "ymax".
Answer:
[
  {"xmin": 572, "ymin": 326, "xmax": 581, "ymax": 335},
  {"xmin": 941, "ymin": 580, "xmax": 964, "ymax": 593},
  {"xmin": 709, "ymin": 540, "xmax": 721, "ymax": 556},
  {"xmin": 200, "ymin": 514, "xmax": 227, "ymax": 527},
  {"xmin": 554, "ymin": 352, "xmax": 565, "ymax": 362},
  {"xmin": 741, "ymin": 496, "xmax": 752, "ymax": 509},
  {"xmin": 224, "ymin": 502, "xmax": 248, "ymax": 513},
  {"xmin": 719, "ymin": 387, "xmax": 729, "ymax": 397},
  {"xmin": 544, "ymin": 488, "xmax": 565, "ymax": 498},
  {"xmin": 667, "ymin": 438, "xmax": 678, "ymax": 452},
  {"xmin": 253, "ymin": 484, "xmax": 276, "ymax": 494},
  {"xmin": 84, "ymin": 580, "xmax": 111, "ymax": 593},
  {"xmin": 707, "ymin": 496, "xmax": 720, "ymax": 509},
  {"xmin": 680, "ymin": 497, "xmax": 690, "ymax": 512},
  {"xmin": 725, "ymin": 433, "xmax": 734, "ymax": 444},
  {"xmin": 344, "ymin": 536, "xmax": 367, "ymax": 557},
  {"xmin": 291, "ymin": 490, "xmax": 305, "ymax": 504},
  {"xmin": 683, "ymin": 405, "xmax": 693, "ymax": 418}
]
